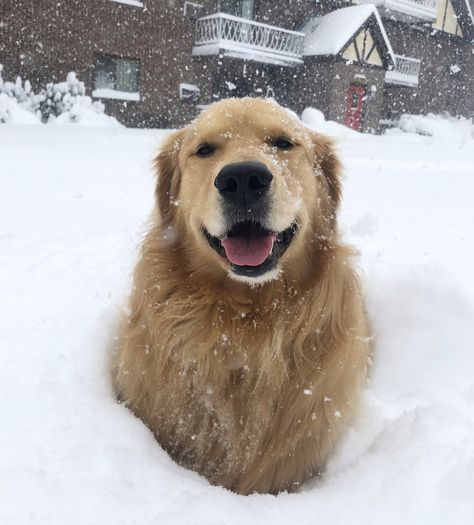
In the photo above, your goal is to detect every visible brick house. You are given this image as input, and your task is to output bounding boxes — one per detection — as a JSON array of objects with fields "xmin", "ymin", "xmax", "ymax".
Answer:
[{"xmin": 1, "ymin": 0, "xmax": 473, "ymax": 131}]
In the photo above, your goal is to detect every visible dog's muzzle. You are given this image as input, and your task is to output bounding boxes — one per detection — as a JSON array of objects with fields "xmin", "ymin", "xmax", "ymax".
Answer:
[{"xmin": 203, "ymin": 162, "xmax": 297, "ymax": 280}]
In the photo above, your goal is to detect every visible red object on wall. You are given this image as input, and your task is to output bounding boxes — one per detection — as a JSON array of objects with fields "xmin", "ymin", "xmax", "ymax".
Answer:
[{"xmin": 345, "ymin": 84, "xmax": 366, "ymax": 131}]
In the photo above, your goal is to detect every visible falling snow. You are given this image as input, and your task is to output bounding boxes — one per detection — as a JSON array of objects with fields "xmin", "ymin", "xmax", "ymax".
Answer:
[
  {"xmin": 1, "ymin": 113, "xmax": 473, "ymax": 523},
  {"xmin": 1, "ymin": 0, "xmax": 473, "ymax": 522}
]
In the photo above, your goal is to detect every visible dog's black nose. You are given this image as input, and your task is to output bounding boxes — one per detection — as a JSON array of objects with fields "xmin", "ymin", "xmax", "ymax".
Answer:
[{"xmin": 214, "ymin": 162, "xmax": 273, "ymax": 207}]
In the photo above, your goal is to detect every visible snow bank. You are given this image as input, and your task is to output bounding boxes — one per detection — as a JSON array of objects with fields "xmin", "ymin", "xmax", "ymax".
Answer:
[
  {"xmin": 388, "ymin": 113, "xmax": 474, "ymax": 139},
  {"xmin": 1, "ymin": 125, "xmax": 474, "ymax": 524},
  {"xmin": 301, "ymin": 107, "xmax": 359, "ymax": 138},
  {"xmin": 0, "ymin": 90, "xmax": 120, "ymax": 127},
  {"xmin": 0, "ymin": 93, "xmax": 41, "ymax": 125}
]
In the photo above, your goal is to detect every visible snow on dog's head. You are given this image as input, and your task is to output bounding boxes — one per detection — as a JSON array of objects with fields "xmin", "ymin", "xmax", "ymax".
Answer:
[{"xmin": 154, "ymin": 98, "xmax": 342, "ymax": 284}]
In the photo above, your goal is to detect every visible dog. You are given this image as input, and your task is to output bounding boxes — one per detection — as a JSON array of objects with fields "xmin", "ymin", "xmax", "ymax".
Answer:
[{"xmin": 114, "ymin": 98, "xmax": 370, "ymax": 495}]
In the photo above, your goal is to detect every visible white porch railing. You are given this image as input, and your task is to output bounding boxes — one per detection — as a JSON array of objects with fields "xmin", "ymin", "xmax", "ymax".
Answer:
[
  {"xmin": 385, "ymin": 55, "xmax": 421, "ymax": 87},
  {"xmin": 192, "ymin": 13, "xmax": 305, "ymax": 66},
  {"xmin": 358, "ymin": 0, "xmax": 438, "ymax": 21}
]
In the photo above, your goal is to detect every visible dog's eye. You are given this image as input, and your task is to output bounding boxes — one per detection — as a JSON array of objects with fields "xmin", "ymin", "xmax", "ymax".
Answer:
[
  {"xmin": 196, "ymin": 144, "xmax": 215, "ymax": 157},
  {"xmin": 274, "ymin": 138, "xmax": 294, "ymax": 150}
]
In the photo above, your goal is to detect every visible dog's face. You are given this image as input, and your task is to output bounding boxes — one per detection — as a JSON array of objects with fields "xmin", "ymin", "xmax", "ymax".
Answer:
[{"xmin": 156, "ymin": 98, "xmax": 341, "ymax": 284}]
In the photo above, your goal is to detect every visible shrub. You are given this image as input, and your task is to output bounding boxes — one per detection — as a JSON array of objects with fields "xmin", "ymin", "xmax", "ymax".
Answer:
[{"xmin": 0, "ymin": 66, "xmax": 111, "ymax": 124}]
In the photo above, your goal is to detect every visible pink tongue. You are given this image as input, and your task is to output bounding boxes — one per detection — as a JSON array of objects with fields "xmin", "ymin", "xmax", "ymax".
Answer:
[{"xmin": 221, "ymin": 234, "xmax": 276, "ymax": 267}]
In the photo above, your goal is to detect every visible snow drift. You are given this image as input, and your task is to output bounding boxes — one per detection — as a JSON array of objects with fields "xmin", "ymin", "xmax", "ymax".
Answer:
[
  {"xmin": 0, "ymin": 93, "xmax": 42, "ymax": 125},
  {"xmin": 301, "ymin": 107, "xmax": 359, "ymax": 138},
  {"xmin": 389, "ymin": 112, "xmax": 474, "ymax": 139},
  {"xmin": 0, "ymin": 122, "xmax": 473, "ymax": 524}
]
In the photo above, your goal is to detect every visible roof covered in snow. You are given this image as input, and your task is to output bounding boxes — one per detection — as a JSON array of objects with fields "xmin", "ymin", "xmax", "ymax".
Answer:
[{"xmin": 302, "ymin": 4, "xmax": 395, "ymax": 66}]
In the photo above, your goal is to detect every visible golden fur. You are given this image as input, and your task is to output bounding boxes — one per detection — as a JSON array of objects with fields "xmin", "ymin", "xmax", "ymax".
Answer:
[{"xmin": 114, "ymin": 98, "xmax": 370, "ymax": 495}]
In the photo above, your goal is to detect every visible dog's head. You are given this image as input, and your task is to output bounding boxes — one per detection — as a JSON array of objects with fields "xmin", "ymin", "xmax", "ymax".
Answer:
[{"xmin": 155, "ymin": 98, "xmax": 341, "ymax": 285}]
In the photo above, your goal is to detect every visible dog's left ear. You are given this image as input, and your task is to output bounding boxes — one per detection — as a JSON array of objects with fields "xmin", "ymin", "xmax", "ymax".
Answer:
[
  {"xmin": 311, "ymin": 131, "xmax": 342, "ymax": 213},
  {"xmin": 154, "ymin": 128, "xmax": 185, "ymax": 225}
]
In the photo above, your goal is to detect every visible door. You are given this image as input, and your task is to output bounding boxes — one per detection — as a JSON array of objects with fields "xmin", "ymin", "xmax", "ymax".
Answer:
[{"xmin": 345, "ymin": 84, "xmax": 366, "ymax": 131}]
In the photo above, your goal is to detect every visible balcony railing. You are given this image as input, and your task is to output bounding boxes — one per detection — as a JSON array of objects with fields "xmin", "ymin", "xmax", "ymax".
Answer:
[
  {"xmin": 385, "ymin": 55, "xmax": 421, "ymax": 87},
  {"xmin": 357, "ymin": 0, "xmax": 438, "ymax": 22},
  {"xmin": 192, "ymin": 13, "xmax": 305, "ymax": 66}
]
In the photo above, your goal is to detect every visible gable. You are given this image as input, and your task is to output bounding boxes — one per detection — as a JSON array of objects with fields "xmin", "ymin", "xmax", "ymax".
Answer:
[
  {"xmin": 341, "ymin": 25, "xmax": 384, "ymax": 67},
  {"xmin": 303, "ymin": 5, "xmax": 395, "ymax": 69},
  {"xmin": 433, "ymin": 0, "xmax": 464, "ymax": 35}
]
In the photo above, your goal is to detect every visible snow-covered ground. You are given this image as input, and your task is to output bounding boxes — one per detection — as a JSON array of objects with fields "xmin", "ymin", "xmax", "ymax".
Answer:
[{"xmin": 1, "ymin": 122, "xmax": 473, "ymax": 524}]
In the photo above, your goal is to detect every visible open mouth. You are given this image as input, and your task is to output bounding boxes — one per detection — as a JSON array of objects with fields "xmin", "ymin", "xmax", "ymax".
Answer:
[{"xmin": 204, "ymin": 220, "xmax": 298, "ymax": 278}]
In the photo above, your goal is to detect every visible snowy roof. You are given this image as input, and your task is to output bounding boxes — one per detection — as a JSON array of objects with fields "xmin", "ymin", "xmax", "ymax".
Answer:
[{"xmin": 302, "ymin": 4, "xmax": 395, "ymax": 65}]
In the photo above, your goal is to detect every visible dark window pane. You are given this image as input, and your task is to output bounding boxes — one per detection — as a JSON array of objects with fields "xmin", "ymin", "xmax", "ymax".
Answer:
[
  {"xmin": 94, "ymin": 55, "xmax": 140, "ymax": 93},
  {"xmin": 220, "ymin": 0, "xmax": 254, "ymax": 18},
  {"xmin": 94, "ymin": 56, "xmax": 116, "ymax": 90},
  {"xmin": 115, "ymin": 59, "xmax": 139, "ymax": 92},
  {"xmin": 220, "ymin": 0, "xmax": 240, "ymax": 16}
]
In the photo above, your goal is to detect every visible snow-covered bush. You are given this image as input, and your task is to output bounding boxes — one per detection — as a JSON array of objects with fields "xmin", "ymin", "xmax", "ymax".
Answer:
[
  {"xmin": 0, "ymin": 64, "xmax": 43, "ymax": 119},
  {"xmin": 39, "ymin": 72, "xmax": 85, "ymax": 121},
  {"xmin": 51, "ymin": 96, "xmax": 120, "ymax": 127},
  {"xmin": 0, "ymin": 67, "xmax": 120, "ymax": 126},
  {"xmin": 0, "ymin": 93, "xmax": 42, "ymax": 125},
  {"xmin": 40, "ymin": 72, "xmax": 111, "ymax": 124}
]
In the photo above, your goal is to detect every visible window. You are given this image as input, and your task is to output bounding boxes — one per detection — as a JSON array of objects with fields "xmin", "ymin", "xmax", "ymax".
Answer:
[
  {"xmin": 219, "ymin": 0, "xmax": 254, "ymax": 19},
  {"xmin": 184, "ymin": 2, "xmax": 204, "ymax": 18},
  {"xmin": 93, "ymin": 55, "xmax": 140, "ymax": 101},
  {"xmin": 179, "ymin": 83, "xmax": 200, "ymax": 102}
]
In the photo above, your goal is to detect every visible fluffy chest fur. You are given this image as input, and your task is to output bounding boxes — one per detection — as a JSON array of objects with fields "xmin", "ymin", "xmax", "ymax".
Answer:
[{"xmin": 114, "ymin": 248, "xmax": 369, "ymax": 494}]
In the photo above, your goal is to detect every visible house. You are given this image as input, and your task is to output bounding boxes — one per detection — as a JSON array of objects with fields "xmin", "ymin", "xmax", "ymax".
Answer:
[
  {"xmin": 377, "ymin": 0, "xmax": 474, "ymax": 123},
  {"xmin": 1, "ymin": 0, "xmax": 473, "ymax": 131}
]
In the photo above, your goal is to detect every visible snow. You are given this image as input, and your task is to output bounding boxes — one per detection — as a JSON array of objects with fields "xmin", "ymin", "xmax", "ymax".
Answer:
[
  {"xmin": 51, "ymin": 97, "xmax": 122, "ymax": 127},
  {"xmin": 302, "ymin": 4, "xmax": 395, "ymax": 65},
  {"xmin": 1, "ymin": 119, "xmax": 474, "ymax": 524},
  {"xmin": 357, "ymin": 0, "xmax": 438, "ymax": 20},
  {"xmin": 0, "ymin": 93, "xmax": 41, "ymax": 125},
  {"xmin": 0, "ymin": 72, "xmax": 122, "ymax": 127},
  {"xmin": 92, "ymin": 88, "xmax": 141, "ymax": 102},
  {"xmin": 301, "ymin": 107, "xmax": 359, "ymax": 138},
  {"xmin": 179, "ymin": 82, "xmax": 200, "ymax": 92},
  {"xmin": 388, "ymin": 113, "xmax": 474, "ymax": 139},
  {"xmin": 0, "ymin": 90, "xmax": 121, "ymax": 127},
  {"xmin": 110, "ymin": 0, "xmax": 143, "ymax": 7}
]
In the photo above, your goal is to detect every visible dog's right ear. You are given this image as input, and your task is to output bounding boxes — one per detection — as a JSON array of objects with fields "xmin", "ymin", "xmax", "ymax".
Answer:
[{"xmin": 154, "ymin": 128, "xmax": 185, "ymax": 224}]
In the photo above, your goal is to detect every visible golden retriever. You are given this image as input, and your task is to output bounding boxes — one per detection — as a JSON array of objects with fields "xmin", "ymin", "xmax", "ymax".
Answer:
[{"xmin": 114, "ymin": 98, "xmax": 369, "ymax": 495}]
